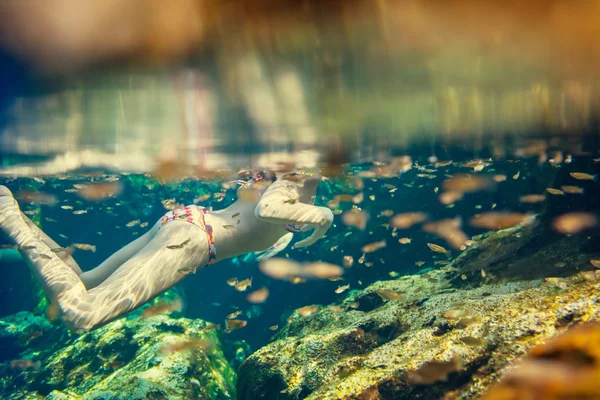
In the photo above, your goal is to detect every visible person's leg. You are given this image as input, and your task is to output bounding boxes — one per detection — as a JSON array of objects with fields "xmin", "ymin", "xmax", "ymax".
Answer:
[
  {"xmin": 0, "ymin": 186, "xmax": 207, "ymax": 332},
  {"xmin": 60, "ymin": 222, "xmax": 208, "ymax": 332},
  {"xmin": 79, "ymin": 221, "xmax": 160, "ymax": 289},
  {"xmin": 0, "ymin": 185, "xmax": 84, "ymax": 297},
  {"xmin": 21, "ymin": 213, "xmax": 83, "ymax": 275}
]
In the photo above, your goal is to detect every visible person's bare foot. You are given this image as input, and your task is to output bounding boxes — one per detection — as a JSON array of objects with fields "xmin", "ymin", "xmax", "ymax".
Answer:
[{"xmin": 0, "ymin": 185, "xmax": 22, "ymax": 233}]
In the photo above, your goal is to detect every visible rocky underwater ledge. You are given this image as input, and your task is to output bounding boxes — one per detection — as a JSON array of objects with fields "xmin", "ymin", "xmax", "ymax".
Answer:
[{"xmin": 1, "ymin": 217, "xmax": 600, "ymax": 399}]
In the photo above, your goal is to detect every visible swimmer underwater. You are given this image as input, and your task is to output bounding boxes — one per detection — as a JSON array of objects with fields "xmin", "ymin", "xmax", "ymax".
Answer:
[{"xmin": 0, "ymin": 170, "xmax": 333, "ymax": 332}]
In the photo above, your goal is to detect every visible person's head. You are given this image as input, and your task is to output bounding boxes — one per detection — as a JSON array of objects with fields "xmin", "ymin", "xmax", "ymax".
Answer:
[{"xmin": 237, "ymin": 168, "xmax": 277, "ymax": 184}]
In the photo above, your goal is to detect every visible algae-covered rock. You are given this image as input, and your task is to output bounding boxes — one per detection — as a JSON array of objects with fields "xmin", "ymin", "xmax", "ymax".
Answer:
[
  {"xmin": 237, "ymin": 222, "xmax": 600, "ymax": 399},
  {"xmin": 1, "ymin": 311, "xmax": 237, "ymax": 399}
]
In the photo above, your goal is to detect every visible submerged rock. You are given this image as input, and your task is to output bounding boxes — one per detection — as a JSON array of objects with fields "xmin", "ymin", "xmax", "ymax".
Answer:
[
  {"xmin": 237, "ymin": 223, "xmax": 600, "ymax": 399},
  {"xmin": 0, "ymin": 312, "xmax": 236, "ymax": 399}
]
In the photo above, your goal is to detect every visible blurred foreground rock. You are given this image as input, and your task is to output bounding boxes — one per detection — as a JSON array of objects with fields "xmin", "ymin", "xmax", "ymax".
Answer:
[
  {"xmin": 0, "ymin": 309, "xmax": 236, "ymax": 399},
  {"xmin": 237, "ymin": 222, "xmax": 600, "ymax": 399}
]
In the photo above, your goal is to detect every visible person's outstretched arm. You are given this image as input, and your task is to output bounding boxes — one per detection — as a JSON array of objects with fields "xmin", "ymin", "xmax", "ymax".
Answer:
[{"xmin": 255, "ymin": 180, "xmax": 333, "ymax": 248}]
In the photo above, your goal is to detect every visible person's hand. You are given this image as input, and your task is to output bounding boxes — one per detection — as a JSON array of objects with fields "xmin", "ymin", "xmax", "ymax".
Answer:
[{"xmin": 293, "ymin": 207, "xmax": 333, "ymax": 248}]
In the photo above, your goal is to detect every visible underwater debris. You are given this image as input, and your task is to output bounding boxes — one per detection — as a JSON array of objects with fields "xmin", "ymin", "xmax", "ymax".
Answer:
[
  {"xmin": 141, "ymin": 298, "xmax": 183, "ymax": 319},
  {"xmin": 552, "ymin": 212, "xmax": 598, "ymax": 235}
]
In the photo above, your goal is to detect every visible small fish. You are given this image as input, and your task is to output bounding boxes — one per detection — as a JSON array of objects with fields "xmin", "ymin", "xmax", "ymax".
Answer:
[
  {"xmin": 178, "ymin": 266, "xmax": 198, "ymax": 275},
  {"xmin": 126, "ymin": 220, "xmax": 140, "ymax": 228},
  {"xmin": 246, "ymin": 288, "xmax": 269, "ymax": 304},
  {"xmin": 460, "ymin": 336, "xmax": 485, "ymax": 346},
  {"xmin": 166, "ymin": 238, "xmax": 191, "ymax": 250},
  {"xmin": 328, "ymin": 276, "xmax": 343, "ymax": 281},
  {"xmin": 380, "ymin": 209, "xmax": 394, "ymax": 217},
  {"xmin": 347, "ymin": 302, "xmax": 359, "ymax": 309},
  {"xmin": 283, "ymin": 198, "xmax": 297, "ymax": 204},
  {"xmin": 343, "ymin": 255, "xmax": 354, "ymax": 267},
  {"xmin": 202, "ymin": 323, "xmax": 220, "ymax": 333},
  {"xmin": 358, "ymin": 253, "xmax": 365, "ymax": 264},
  {"xmin": 376, "ymin": 288, "xmax": 403, "ymax": 301},
  {"xmin": 235, "ymin": 278, "xmax": 253, "ymax": 292},
  {"xmin": 232, "ymin": 212, "xmax": 240, "ymax": 218},
  {"xmin": 225, "ymin": 319, "xmax": 247, "ymax": 330},
  {"xmin": 415, "ymin": 261, "xmax": 425, "ymax": 266},
  {"xmin": 77, "ymin": 183, "xmax": 123, "ymax": 201},
  {"xmin": 519, "ymin": 194, "xmax": 546, "ymax": 204},
  {"xmin": 546, "ymin": 188, "xmax": 564, "ymax": 196},
  {"xmin": 227, "ymin": 311, "xmax": 242, "ymax": 319},
  {"xmin": 61, "ymin": 205, "xmax": 73, "ymax": 210},
  {"xmin": 72, "ymin": 243, "xmax": 96, "ymax": 252},
  {"xmin": 19, "ymin": 245, "xmax": 36, "ymax": 251},
  {"xmin": 470, "ymin": 212, "xmax": 534, "ymax": 230},
  {"xmin": 193, "ymin": 194, "xmax": 211, "ymax": 204},
  {"xmin": 222, "ymin": 225, "xmax": 235, "ymax": 229},
  {"xmin": 443, "ymin": 174, "xmax": 493, "ymax": 193},
  {"xmin": 73, "ymin": 210, "xmax": 88, "ymax": 215},
  {"xmin": 427, "ymin": 243, "xmax": 450, "ymax": 256},
  {"xmin": 226, "ymin": 278, "xmax": 239, "ymax": 286},
  {"xmin": 297, "ymin": 305, "xmax": 318, "ymax": 317},
  {"xmin": 389, "ymin": 271, "xmax": 399, "ymax": 277},
  {"xmin": 561, "ymin": 185, "xmax": 584, "ymax": 194},
  {"xmin": 140, "ymin": 222, "xmax": 149, "ymax": 228},
  {"xmin": 141, "ymin": 298, "xmax": 183, "ymax": 319},
  {"xmin": 160, "ymin": 338, "xmax": 212, "ymax": 355},
  {"xmin": 352, "ymin": 192, "xmax": 364, "ymax": 204},
  {"xmin": 342, "ymin": 210, "xmax": 369, "ymax": 230},
  {"xmin": 405, "ymin": 356, "xmax": 462, "ymax": 384},
  {"xmin": 269, "ymin": 325, "xmax": 279, "ymax": 331},
  {"xmin": 10, "ymin": 359, "xmax": 41, "ymax": 371},
  {"xmin": 552, "ymin": 212, "xmax": 598, "ymax": 235},
  {"xmin": 361, "ymin": 240, "xmax": 386, "ymax": 253},
  {"xmin": 398, "ymin": 237, "xmax": 412, "ymax": 244},
  {"xmin": 39, "ymin": 254, "xmax": 52, "ymax": 260},
  {"xmin": 492, "ymin": 174, "xmax": 507, "ymax": 182},
  {"xmin": 335, "ymin": 284, "xmax": 350, "ymax": 294},
  {"xmin": 442, "ymin": 309, "xmax": 472, "ymax": 320},
  {"xmin": 570, "ymin": 172, "xmax": 597, "ymax": 181},
  {"xmin": 513, "ymin": 171, "xmax": 520, "ymax": 179},
  {"xmin": 26, "ymin": 331, "xmax": 43, "ymax": 340},
  {"xmin": 390, "ymin": 212, "xmax": 428, "ymax": 229}
]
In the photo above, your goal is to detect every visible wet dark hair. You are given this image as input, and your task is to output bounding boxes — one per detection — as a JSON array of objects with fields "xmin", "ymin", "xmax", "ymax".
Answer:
[{"xmin": 237, "ymin": 169, "xmax": 277, "ymax": 182}]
